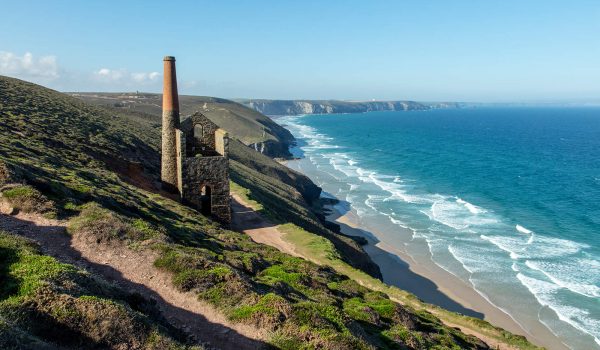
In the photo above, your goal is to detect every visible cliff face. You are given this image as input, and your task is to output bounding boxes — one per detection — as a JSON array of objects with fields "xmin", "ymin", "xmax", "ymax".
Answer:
[{"xmin": 239, "ymin": 99, "xmax": 443, "ymax": 116}]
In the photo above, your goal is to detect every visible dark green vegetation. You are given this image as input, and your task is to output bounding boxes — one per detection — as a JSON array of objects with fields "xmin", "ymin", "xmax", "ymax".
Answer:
[
  {"xmin": 71, "ymin": 92, "xmax": 294, "ymax": 158},
  {"xmin": 0, "ymin": 231, "xmax": 201, "ymax": 349},
  {"xmin": 72, "ymin": 89, "xmax": 381, "ymax": 277},
  {"xmin": 228, "ymin": 151, "xmax": 381, "ymax": 278},
  {"xmin": 0, "ymin": 184, "xmax": 56, "ymax": 218},
  {"xmin": 0, "ymin": 75, "xmax": 538, "ymax": 349}
]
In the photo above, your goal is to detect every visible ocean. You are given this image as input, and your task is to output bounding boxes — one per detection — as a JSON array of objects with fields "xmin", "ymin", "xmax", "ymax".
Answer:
[{"xmin": 277, "ymin": 107, "xmax": 600, "ymax": 350}]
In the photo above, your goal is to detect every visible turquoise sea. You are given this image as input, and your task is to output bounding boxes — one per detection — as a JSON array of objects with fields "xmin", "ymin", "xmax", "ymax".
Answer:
[{"xmin": 278, "ymin": 107, "xmax": 600, "ymax": 350}]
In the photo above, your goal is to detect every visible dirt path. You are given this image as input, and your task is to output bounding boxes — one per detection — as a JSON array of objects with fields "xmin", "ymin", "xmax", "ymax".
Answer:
[
  {"xmin": 231, "ymin": 196, "xmax": 526, "ymax": 350},
  {"xmin": 0, "ymin": 212, "xmax": 271, "ymax": 350},
  {"xmin": 230, "ymin": 194, "xmax": 299, "ymax": 258}
]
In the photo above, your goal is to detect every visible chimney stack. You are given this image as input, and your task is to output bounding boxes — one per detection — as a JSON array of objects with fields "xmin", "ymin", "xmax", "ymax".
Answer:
[{"xmin": 161, "ymin": 56, "xmax": 180, "ymax": 191}]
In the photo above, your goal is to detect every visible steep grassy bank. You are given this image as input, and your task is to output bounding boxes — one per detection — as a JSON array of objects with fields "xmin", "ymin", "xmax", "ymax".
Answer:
[
  {"xmin": 0, "ymin": 231, "xmax": 199, "ymax": 349},
  {"xmin": 0, "ymin": 75, "xmax": 539, "ymax": 349},
  {"xmin": 275, "ymin": 224, "xmax": 542, "ymax": 350},
  {"xmin": 71, "ymin": 92, "xmax": 294, "ymax": 158},
  {"xmin": 71, "ymin": 87, "xmax": 380, "ymax": 276}
]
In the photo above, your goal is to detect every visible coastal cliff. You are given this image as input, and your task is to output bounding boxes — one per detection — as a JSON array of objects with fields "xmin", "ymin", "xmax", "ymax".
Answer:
[{"xmin": 237, "ymin": 99, "xmax": 460, "ymax": 116}]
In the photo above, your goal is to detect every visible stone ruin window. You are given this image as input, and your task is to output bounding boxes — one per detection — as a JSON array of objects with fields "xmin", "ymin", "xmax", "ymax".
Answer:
[{"xmin": 193, "ymin": 124, "xmax": 204, "ymax": 154}]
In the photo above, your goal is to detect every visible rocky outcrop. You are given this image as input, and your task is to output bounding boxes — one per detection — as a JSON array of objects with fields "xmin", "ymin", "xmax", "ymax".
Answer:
[
  {"xmin": 248, "ymin": 139, "xmax": 292, "ymax": 159},
  {"xmin": 229, "ymin": 139, "xmax": 321, "ymax": 204},
  {"xmin": 239, "ymin": 99, "xmax": 451, "ymax": 116}
]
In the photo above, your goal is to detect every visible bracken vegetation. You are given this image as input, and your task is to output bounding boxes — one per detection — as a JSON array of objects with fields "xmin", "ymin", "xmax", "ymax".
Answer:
[{"xmin": 0, "ymin": 75, "xmax": 541, "ymax": 349}]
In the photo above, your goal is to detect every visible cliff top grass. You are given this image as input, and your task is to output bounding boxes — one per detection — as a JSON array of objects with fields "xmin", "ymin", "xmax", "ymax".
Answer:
[
  {"xmin": 275, "ymin": 223, "xmax": 542, "ymax": 350},
  {"xmin": 0, "ymin": 75, "xmax": 539, "ymax": 349}
]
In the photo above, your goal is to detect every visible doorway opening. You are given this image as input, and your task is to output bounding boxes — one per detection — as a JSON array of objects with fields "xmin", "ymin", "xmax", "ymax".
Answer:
[{"xmin": 200, "ymin": 185, "xmax": 211, "ymax": 216}]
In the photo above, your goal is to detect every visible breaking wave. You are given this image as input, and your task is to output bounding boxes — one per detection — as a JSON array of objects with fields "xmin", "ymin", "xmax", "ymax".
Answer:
[{"xmin": 278, "ymin": 113, "xmax": 600, "ymax": 349}]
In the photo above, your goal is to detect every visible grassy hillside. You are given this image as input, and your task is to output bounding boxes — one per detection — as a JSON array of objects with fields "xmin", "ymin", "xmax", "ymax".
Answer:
[
  {"xmin": 0, "ymin": 232, "xmax": 199, "ymax": 349},
  {"xmin": 229, "ymin": 155, "xmax": 381, "ymax": 278},
  {"xmin": 71, "ymin": 92, "xmax": 294, "ymax": 158},
  {"xmin": 69, "ymin": 90, "xmax": 381, "ymax": 275},
  {"xmin": 0, "ymin": 75, "xmax": 540, "ymax": 349}
]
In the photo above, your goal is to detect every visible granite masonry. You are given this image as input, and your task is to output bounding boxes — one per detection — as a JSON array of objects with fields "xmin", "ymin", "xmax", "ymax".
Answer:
[{"xmin": 161, "ymin": 56, "xmax": 231, "ymax": 223}]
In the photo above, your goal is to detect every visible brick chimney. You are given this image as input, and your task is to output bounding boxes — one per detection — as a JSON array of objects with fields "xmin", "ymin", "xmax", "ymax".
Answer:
[{"xmin": 161, "ymin": 56, "xmax": 180, "ymax": 192}]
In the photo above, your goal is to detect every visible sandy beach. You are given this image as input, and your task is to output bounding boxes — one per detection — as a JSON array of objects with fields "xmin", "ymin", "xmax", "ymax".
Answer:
[{"xmin": 325, "ymin": 202, "xmax": 569, "ymax": 350}]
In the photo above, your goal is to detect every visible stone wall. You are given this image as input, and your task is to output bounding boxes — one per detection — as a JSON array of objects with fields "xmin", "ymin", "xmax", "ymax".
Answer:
[
  {"xmin": 175, "ymin": 129, "xmax": 185, "ymax": 194},
  {"xmin": 181, "ymin": 156, "xmax": 231, "ymax": 224},
  {"xmin": 180, "ymin": 113, "xmax": 219, "ymax": 154},
  {"xmin": 214, "ymin": 128, "xmax": 228, "ymax": 157},
  {"xmin": 161, "ymin": 110, "xmax": 180, "ymax": 192}
]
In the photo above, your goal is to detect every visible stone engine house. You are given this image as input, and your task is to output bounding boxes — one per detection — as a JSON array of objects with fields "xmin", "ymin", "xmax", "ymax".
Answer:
[{"xmin": 161, "ymin": 56, "xmax": 231, "ymax": 223}]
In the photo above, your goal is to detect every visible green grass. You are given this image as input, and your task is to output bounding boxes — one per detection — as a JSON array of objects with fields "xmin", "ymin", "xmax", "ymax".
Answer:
[
  {"xmin": 230, "ymin": 161, "xmax": 382, "ymax": 278},
  {"xmin": 0, "ymin": 231, "xmax": 200, "ymax": 349},
  {"xmin": 0, "ymin": 232, "xmax": 75, "ymax": 299},
  {"xmin": 0, "ymin": 75, "xmax": 541, "ymax": 350},
  {"xmin": 0, "ymin": 184, "xmax": 57, "ymax": 218},
  {"xmin": 230, "ymin": 181, "xmax": 263, "ymax": 211},
  {"xmin": 278, "ymin": 223, "xmax": 542, "ymax": 350}
]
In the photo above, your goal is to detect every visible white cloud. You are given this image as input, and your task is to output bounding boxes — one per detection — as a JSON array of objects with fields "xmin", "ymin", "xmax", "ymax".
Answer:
[
  {"xmin": 94, "ymin": 68, "xmax": 125, "ymax": 81},
  {"xmin": 0, "ymin": 51, "xmax": 59, "ymax": 80},
  {"xmin": 0, "ymin": 51, "xmax": 166, "ymax": 92},
  {"xmin": 95, "ymin": 68, "xmax": 160, "ymax": 84},
  {"xmin": 131, "ymin": 71, "xmax": 160, "ymax": 82}
]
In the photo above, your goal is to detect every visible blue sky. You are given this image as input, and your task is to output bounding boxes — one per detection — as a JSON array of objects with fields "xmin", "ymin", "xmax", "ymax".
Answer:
[{"xmin": 1, "ymin": 0, "xmax": 599, "ymax": 102}]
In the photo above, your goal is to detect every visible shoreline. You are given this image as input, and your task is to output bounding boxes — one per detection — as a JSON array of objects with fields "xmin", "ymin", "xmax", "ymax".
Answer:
[
  {"xmin": 323, "ymin": 200, "xmax": 567, "ymax": 350},
  {"xmin": 273, "ymin": 110, "xmax": 597, "ymax": 349}
]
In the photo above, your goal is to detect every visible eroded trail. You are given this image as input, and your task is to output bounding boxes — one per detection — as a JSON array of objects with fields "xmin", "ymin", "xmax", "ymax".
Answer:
[
  {"xmin": 230, "ymin": 194, "xmax": 299, "ymax": 258},
  {"xmin": 0, "ymin": 212, "xmax": 270, "ymax": 350},
  {"xmin": 230, "ymin": 195, "xmax": 522, "ymax": 350}
]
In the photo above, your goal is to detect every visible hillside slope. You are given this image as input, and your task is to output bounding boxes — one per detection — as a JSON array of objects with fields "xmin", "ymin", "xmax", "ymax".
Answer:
[
  {"xmin": 0, "ymin": 76, "xmax": 539, "ymax": 349},
  {"xmin": 71, "ymin": 92, "xmax": 294, "ymax": 158},
  {"xmin": 69, "ymin": 87, "xmax": 381, "ymax": 276}
]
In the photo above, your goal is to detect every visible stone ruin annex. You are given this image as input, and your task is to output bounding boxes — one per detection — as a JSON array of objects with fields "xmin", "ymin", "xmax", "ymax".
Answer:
[{"xmin": 160, "ymin": 56, "xmax": 231, "ymax": 223}]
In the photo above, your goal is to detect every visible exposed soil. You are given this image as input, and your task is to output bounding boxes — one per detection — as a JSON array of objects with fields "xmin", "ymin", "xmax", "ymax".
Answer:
[
  {"xmin": 230, "ymin": 194, "xmax": 299, "ymax": 258},
  {"xmin": 231, "ymin": 196, "xmax": 524, "ymax": 350},
  {"xmin": 0, "ymin": 212, "xmax": 271, "ymax": 350}
]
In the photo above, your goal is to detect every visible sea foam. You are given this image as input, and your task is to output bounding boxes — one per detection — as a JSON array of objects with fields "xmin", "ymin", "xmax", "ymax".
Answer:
[
  {"xmin": 278, "ymin": 112, "xmax": 600, "ymax": 349},
  {"xmin": 517, "ymin": 273, "xmax": 600, "ymax": 346},
  {"xmin": 516, "ymin": 224, "xmax": 533, "ymax": 234}
]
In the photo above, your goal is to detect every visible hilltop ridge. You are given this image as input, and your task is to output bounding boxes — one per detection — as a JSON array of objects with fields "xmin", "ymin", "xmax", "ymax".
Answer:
[{"xmin": 70, "ymin": 92, "xmax": 295, "ymax": 159}]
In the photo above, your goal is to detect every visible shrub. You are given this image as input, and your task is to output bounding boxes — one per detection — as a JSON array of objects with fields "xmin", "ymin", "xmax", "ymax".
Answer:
[
  {"xmin": 68, "ymin": 203, "xmax": 166, "ymax": 244},
  {"xmin": 0, "ymin": 184, "xmax": 56, "ymax": 217},
  {"xmin": 229, "ymin": 292, "xmax": 291, "ymax": 328},
  {"xmin": 381, "ymin": 324, "xmax": 425, "ymax": 348},
  {"xmin": 0, "ymin": 161, "xmax": 20, "ymax": 185}
]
